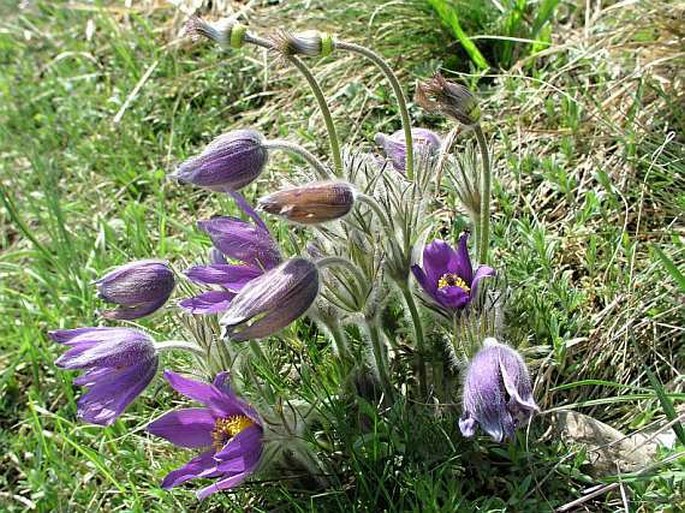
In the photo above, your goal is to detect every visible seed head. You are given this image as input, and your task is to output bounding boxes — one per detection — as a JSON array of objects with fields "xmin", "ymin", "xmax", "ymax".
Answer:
[
  {"xmin": 270, "ymin": 29, "xmax": 335, "ymax": 57},
  {"xmin": 416, "ymin": 73, "xmax": 480, "ymax": 126}
]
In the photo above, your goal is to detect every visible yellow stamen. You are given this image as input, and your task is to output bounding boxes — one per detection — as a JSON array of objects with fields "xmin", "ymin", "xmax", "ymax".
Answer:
[
  {"xmin": 212, "ymin": 415, "xmax": 254, "ymax": 450},
  {"xmin": 437, "ymin": 273, "xmax": 470, "ymax": 292}
]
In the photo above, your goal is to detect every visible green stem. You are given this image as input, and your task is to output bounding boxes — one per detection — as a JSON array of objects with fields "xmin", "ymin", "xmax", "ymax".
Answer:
[
  {"xmin": 336, "ymin": 41, "xmax": 414, "ymax": 180},
  {"xmin": 474, "ymin": 125, "xmax": 491, "ymax": 265},
  {"xmin": 263, "ymin": 140, "xmax": 332, "ymax": 180},
  {"xmin": 356, "ymin": 193, "xmax": 392, "ymax": 229},
  {"xmin": 245, "ymin": 33, "xmax": 343, "ymax": 175},
  {"xmin": 315, "ymin": 255, "xmax": 367, "ymax": 291},
  {"xmin": 399, "ymin": 283, "xmax": 428, "ymax": 398},
  {"xmin": 155, "ymin": 340, "xmax": 205, "ymax": 358},
  {"xmin": 364, "ymin": 317, "xmax": 394, "ymax": 402},
  {"xmin": 327, "ymin": 319, "xmax": 351, "ymax": 362}
]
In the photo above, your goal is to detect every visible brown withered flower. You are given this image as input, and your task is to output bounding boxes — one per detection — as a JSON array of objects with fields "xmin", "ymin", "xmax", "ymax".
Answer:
[
  {"xmin": 415, "ymin": 73, "xmax": 480, "ymax": 126},
  {"xmin": 258, "ymin": 181, "xmax": 355, "ymax": 225},
  {"xmin": 270, "ymin": 30, "xmax": 335, "ymax": 57}
]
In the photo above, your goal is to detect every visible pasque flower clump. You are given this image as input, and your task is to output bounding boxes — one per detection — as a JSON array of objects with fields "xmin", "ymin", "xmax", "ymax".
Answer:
[{"xmin": 49, "ymin": 11, "xmax": 540, "ymax": 501}]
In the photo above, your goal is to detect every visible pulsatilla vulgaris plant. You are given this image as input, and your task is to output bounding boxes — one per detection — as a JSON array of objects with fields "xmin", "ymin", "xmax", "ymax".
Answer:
[{"xmin": 49, "ymin": 13, "xmax": 540, "ymax": 501}]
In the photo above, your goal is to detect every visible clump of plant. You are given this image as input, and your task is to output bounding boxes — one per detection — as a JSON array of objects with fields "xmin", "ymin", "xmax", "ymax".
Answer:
[{"xmin": 49, "ymin": 13, "xmax": 540, "ymax": 500}]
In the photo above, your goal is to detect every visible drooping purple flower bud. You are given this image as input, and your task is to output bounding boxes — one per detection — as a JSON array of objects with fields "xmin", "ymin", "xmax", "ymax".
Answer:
[
  {"xmin": 220, "ymin": 258, "xmax": 319, "ymax": 341},
  {"xmin": 258, "ymin": 181, "xmax": 355, "ymax": 225},
  {"xmin": 147, "ymin": 371, "xmax": 263, "ymax": 500},
  {"xmin": 170, "ymin": 129, "xmax": 268, "ymax": 190},
  {"xmin": 49, "ymin": 327, "xmax": 158, "ymax": 426},
  {"xmin": 95, "ymin": 260, "xmax": 175, "ymax": 320},
  {"xmin": 459, "ymin": 338, "xmax": 539, "ymax": 442},
  {"xmin": 375, "ymin": 128, "xmax": 441, "ymax": 172},
  {"xmin": 197, "ymin": 216, "xmax": 281, "ymax": 271},
  {"xmin": 270, "ymin": 29, "xmax": 335, "ymax": 56},
  {"xmin": 411, "ymin": 233, "xmax": 494, "ymax": 312},
  {"xmin": 416, "ymin": 73, "xmax": 480, "ymax": 126}
]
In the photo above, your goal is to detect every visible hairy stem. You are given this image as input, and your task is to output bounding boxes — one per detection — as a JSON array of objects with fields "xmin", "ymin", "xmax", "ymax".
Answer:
[
  {"xmin": 155, "ymin": 340, "xmax": 206, "ymax": 358},
  {"xmin": 336, "ymin": 41, "xmax": 414, "ymax": 180},
  {"xmin": 245, "ymin": 33, "xmax": 343, "ymax": 174},
  {"xmin": 399, "ymin": 283, "xmax": 428, "ymax": 398},
  {"xmin": 364, "ymin": 317, "xmax": 394, "ymax": 402},
  {"xmin": 474, "ymin": 125, "xmax": 491, "ymax": 265},
  {"xmin": 264, "ymin": 140, "xmax": 332, "ymax": 180},
  {"xmin": 316, "ymin": 255, "xmax": 367, "ymax": 291}
]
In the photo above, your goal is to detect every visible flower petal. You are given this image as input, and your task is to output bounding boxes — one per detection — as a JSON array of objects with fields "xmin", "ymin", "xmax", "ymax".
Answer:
[
  {"xmin": 147, "ymin": 408, "xmax": 215, "ymax": 448},
  {"xmin": 436, "ymin": 285, "xmax": 470, "ymax": 310},
  {"xmin": 163, "ymin": 371, "xmax": 251, "ymax": 419},
  {"xmin": 76, "ymin": 358, "xmax": 158, "ymax": 425},
  {"xmin": 422, "ymin": 240, "xmax": 456, "ymax": 288},
  {"xmin": 411, "ymin": 264, "xmax": 437, "ymax": 295},
  {"xmin": 161, "ymin": 450, "xmax": 220, "ymax": 489},
  {"xmin": 448, "ymin": 233, "xmax": 473, "ymax": 285},
  {"xmin": 185, "ymin": 264, "xmax": 262, "ymax": 292},
  {"xmin": 179, "ymin": 291, "xmax": 236, "ymax": 315},
  {"xmin": 470, "ymin": 265, "xmax": 495, "ymax": 299},
  {"xmin": 458, "ymin": 415, "xmax": 477, "ymax": 438}
]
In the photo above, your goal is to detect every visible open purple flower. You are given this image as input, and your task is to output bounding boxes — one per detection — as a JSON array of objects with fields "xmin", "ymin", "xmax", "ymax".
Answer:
[
  {"xmin": 148, "ymin": 371, "xmax": 263, "ymax": 500},
  {"xmin": 170, "ymin": 129, "xmax": 268, "ymax": 190},
  {"xmin": 180, "ymin": 194, "xmax": 282, "ymax": 315},
  {"xmin": 220, "ymin": 258, "xmax": 319, "ymax": 341},
  {"xmin": 459, "ymin": 339, "xmax": 539, "ymax": 442},
  {"xmin": 375, "ymin": 128, "xmax": 441, "ymax": 172},
  {"xmin": 49, "ymin": 327, "xmax": 158, "ymax": 426},
  {"xmin": 96, "ymin": 260, "xmax": 175, "ymax": 320},
  {"xmin": 411, "ymin": 233, "xmax": 494, "ymax": 311}
]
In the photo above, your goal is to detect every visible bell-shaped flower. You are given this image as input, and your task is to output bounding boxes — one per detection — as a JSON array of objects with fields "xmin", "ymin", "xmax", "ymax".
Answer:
[
  {"xmin": 411, "ymin": 233, "xmax": 494, "ymax": 311},
  {"xmin": 220, "ymin": 258, "xmax": 319, "ymax": 341},
  {"xmin": 147, "ymin": 371, "xmax": 263, "ymax": 500},
  {"xmin": 170, "ymin": 129, "xmax": 268, "ymax": 190},
  {"xmin": 95, "ymin": 260, "xmax": 175, "ymax": 320},
  {"xmin": 375, "ymin": 127, "xmax": 441, "ymax": 172},
  {"xmin": 180, "ymin": 208, "xmax": 281, "ymax": 315},
  {"xmin": 459, "ymin": 338, "xmax": 539, "ymax": 442},
  {"xmin": 49, "ymin": 327, "xmax": 158, "ymax": 426},
  {"xmin": 258, "ymin": 181, "xmax": 355, "ymax": 225}
]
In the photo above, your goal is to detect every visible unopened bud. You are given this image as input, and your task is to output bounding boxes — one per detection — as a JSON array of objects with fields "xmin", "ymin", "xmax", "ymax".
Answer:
[
  {"xmin": 271, "ymin": 30, "xmax": 335, "ymax": 57},
  {"xmin": 258, "ymin": 181, "xmax": 354, "ymax": 225},
  {"xmin": 416, "ymin": 73, "xmax": 480, "ymax": 126}
]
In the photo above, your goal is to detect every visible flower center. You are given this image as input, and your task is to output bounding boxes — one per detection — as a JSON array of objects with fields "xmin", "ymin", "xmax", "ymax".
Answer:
[
  {"xmin": 437, "ymin": 273, "xmax": 470, "ymax": 292},
  {"xmin": 212, "ymin": 415, "xmax": 254, "ymax": 451}
]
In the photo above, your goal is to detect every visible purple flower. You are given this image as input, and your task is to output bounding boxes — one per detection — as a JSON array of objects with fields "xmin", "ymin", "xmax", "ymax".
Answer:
[
  {"xmin": 147, "ymin": 371, "xmax": 263, "ymax": 500},
  {"xmin": 220, "ymin": 258, "xmax": 319, "ymax": 341},
  {"xmin": 180, "ymin": 212, "xmax": 281, "ymax": 315},
  {"xmin": 170, "ymin": 129, "xmax": 268, "ymax": 190},
  {"xmin": 411, "ymin": 233, "xmax": 494, "ymax": 311},
  {"xmin": 95, "ymin": 260, "xmax": 175, "ymax": 320},
  {"xmin": 49, "ymin": 327, "xmax": 158, "ymax": 426},
  {"xmin": 375, "ymin": 128, "xmax": 441, "ymax": 172},
  {"xmin": 459, "ymin": 339, "xmax": 539, "ymax": 442}
]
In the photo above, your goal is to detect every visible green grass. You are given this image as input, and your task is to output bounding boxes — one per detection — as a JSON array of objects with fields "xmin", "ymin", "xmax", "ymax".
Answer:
[{"xmin": 1, "ymin": 0, "xmax": 683, "ymax": 511}]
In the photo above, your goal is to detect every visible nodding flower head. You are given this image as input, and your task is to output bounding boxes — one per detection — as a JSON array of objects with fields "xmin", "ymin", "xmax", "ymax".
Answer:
[
  {"xmin": 411, "ymin": 233, "xmax": 494, "ymax": 312},
  {"xmin": 459, "ymin": 339, "xmax": 539, "ymax": 442},
  {"xmin": 416, "ymin": 73, "xmax": 480, "ymax": 126},
  {"xmin": 270, "ymin": 29, "xmax": 335, "ymax": 57},
  {"xmin": 95, "ymin": 260, "xmax": 175, "ymax": 320},
  {"xmin": 147, "ymin": 371, "xmax": 263, "ymax": 500},
  {"xmin": 170, "ymin": 129, "xmax": 268, "ymax": 190},
  {"xmin": 49, "ymin": 327, "xmax": 158, "ymax": 426},
  {"xmin": 258, "ymin": 181, "xmax": 355, "ymax": 225},
  {"xmin": 220, "ymin": 258, "xmax": 319, "ymax": 341},
  {"xmin": 375, "ymin": 128, "xmax": 441, "ymax": 172},
  {"xmin": 183, "ymin": 14, "xmax": 247, "ymax": 49}
]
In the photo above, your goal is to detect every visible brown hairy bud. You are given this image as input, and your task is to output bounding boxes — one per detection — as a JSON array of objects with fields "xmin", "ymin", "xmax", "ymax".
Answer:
[{"xmin": 258, "ymin": 181, "xmax": 355, "ymax": 225}]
